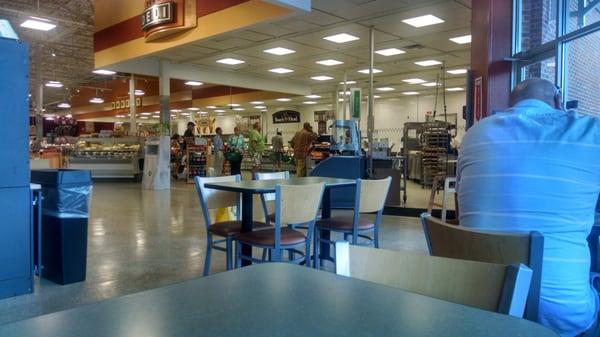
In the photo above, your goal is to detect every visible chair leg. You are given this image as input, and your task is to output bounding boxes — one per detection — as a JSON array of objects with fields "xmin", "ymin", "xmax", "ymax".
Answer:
[
  {"xmin": 374, "ymin": 227, "xmax": 380, "ymax": 248},
  {"xmin": 313, "ymin": 230, "xmax": 319, "ymax": 268},
  {"xmin": 235, "ymin": 240, "xmax": 242, "ymax": 268},
  {"xmin": 262, "ymin": 248, "xmax": 268, "ymax": 262},
  {"xmin": 305, "ymin": 240, "xmax": 311, "ymax": 268},
  {"xmin": 203, "ymin": 235, "xmax": 213, "ymax": 277},
  {"xmin": 288, "ymin": 249, "xmax": 294, "ymax": 262},
  {"xmin": 273, "ymin": 248, "xmax": 283, "ymax": 262},
  {"xmin": 225, "ymin": 237, "xmax": 233, "ymax": 270}
]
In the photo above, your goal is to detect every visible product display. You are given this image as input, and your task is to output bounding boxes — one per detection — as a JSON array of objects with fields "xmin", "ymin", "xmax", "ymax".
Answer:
[
  {"xmin": 186, "ymin": 144, "xmax": 207, "ymax": 182},
  {"xmin": 68, "ymin": 137, "xmax": 143, "ymax": 179}
]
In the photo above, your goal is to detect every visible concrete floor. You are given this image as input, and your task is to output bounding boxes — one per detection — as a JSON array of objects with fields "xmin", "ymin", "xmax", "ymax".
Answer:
[{"xmin": 0, "ymin": 181, "xmax": 429, "ymax": 325}]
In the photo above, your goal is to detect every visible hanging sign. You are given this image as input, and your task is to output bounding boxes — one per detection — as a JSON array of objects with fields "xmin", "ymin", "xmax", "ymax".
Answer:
[
  {"xmin": 273, "ymin": 110, "xmax": 300, "ymax": 124},
  {"xmin": 141, "ymin": 0, "xmax": 197, "ymax": 42},
  {"xmin": 314, "ymin": 110, "xmax": 335, "ymax": 122},
  {"xmin": 350, "ymin": 88, "xmax": 361, "ymax": 119}
]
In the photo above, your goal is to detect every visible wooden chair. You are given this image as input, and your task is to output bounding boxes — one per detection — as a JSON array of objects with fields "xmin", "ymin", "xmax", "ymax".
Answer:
[
  {"xmin": 427, "ymin": 176, "xmax": 456, "ymax": 223},
  {"xmin": 236, "ymin": 183, "xmax": 325, "ymax": 266},
  {"xmin": 255, "ymin": 171, "xmax": 290, "ymax": 225},
  {"xmin": 420, "ymin": 213, "xmax": 544, "ymax": 322},
  {"xmin": 315, "ymin": 177, "xmax": 392, "ymax": 267},
  {"xmin": 335, "ymin": 242, "xmax": 533, "ymax": 318},
  {"xmin": 194, "ymin": 175, "xmax": 270, "ymax": 276}
]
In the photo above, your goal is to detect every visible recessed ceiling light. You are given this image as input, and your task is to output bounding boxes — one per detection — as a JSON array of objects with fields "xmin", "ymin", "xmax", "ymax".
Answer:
[
  {"xmin": 200, "ymin": 111, "xmax": 208, "ymax": 115},
  {"xmin": 402, "ymin": 91, "xmax": 420, "ymax": 95},
  {"xmin": 339, "ymin": 91, "xmax": 351, "ymax": 96},
  {"xmin": 402, "ymin": 78, "xmax": 426, "ymax": 84},
  {"xmin": 402, "ymin": 14, "xmax": 444, "ymax": 28},
  {"xmin": 134, "ymin": 89, "xmax": 145, "ymax": 96},
  {"xmin": 92, "ymin": 69, "xmax": 116, "ymax": 75},
  {"xmin": 233, "ymin": 107, "xmax": 245, "ymax": 111},
  {"xmin": 20, "ymin": 16, "xmax": 56, "ymax": 31},
  {"xmin": 377, "ymin": 87, "xmax": 395, "ymax": 92},
  {"xmin": 339, "ymin": 80, "xmax": 357, "ymax": 85},
  {"xmin": 415, "ymin": 60, "xmax": 442, "ymax": 67},
  {"xmin": 446, "ymin": 87, "xmax": 464, "ymax": 92},
  {"xmin": 216, "ymin": 58, "xmax": 245, "ymax": 65},
  {"xmin": 447, "ymin": 68, "xmax": 468, "ymax": 75},
  {"xmin": 277, "ymin": 98, "xmax": 292, "ymax": 102},
  {"xmin": 57, "ymin": 102, "xmax": 71, "ymax": 108},
  {"xmin": 254, "ymin": 106, "xmax": 266, "ymax": 109},
  {"xmin": 215, "ymin": 109, "xmax": 226, "ymax": 113},
  {"xmin": 227, "ymin": 103, "xmax": 240, "ymax": 107},
  {"xmin": 303, "ymin": 101, "xmax": 318, "ymax": 105},
  {"xmin": 185, "ymin": 81, "xmax": 203, "ymax": 86},
  {"xmin": 375, "ymin": 48, "xmax": 406, "ymax": 56},
  {"xmin": 139, "ymin": 116, "xmax": 149, "ymax": 120},
  {"xmin": 264, "ymin": 47, "xmax": 296, "ymax": 55},
  {"xmin": 250, "ymin": 101, "xmax": 264, "ymax": 105},
  {"xmin": 89, "ymin": 97, "xmax": 104, "ymax": 104},
  {"xmin": 180, "ymin": 112, "xmax": 191, "ymax": 116},
  {"xmin": 338, "ymin": 98, "xmax": 344, "ymax": 102},
  {"xmin": 421, "ymin": 82, "xmax": 440, "ymax": 87},
  {"xmin": 374, "ymin": 95, "xmax": 381, "ymax": 98},
  {"xmin": 171, "ymin": 109, "xmax": 182, "ymax": 112},
  {"xmin": 205, "ymin": 106, "xmax": 216, "ymax": 109},
  {"xmin": 316, "ymin": 59, "xmax": 344, "ymax": 66},
  {"xmin": 45, "ymin": 81, "xmax": 63, "ymax": 88},
  {"xmin": 141, "ymin": 112, "xmax": 152, "ymax": 116},
  {"xmin": 152, "ymin": 115, "xmax": 160, "ymax": 118},
  {"xmin": 269, "ymin": 67, "xmax": 294, "ymax": 74},
  {"xmin": 449, "ymin": 34, "xmax": 472, "ymax": 44},
  {"xmin": 305, "ymin": 94, "xmax": 321, "ymax": 99},
  {"xmin": 323, "ymin": 33, "xmax": 359, "ymax": 44},
  {"xmin": 311, "ymin": 75, "xmax": 334, "ymax": 81},
  {"xmin": 189, "ymin": 107, "xmax": 201, "ymax": 111},
  {"xmin": 358, "ymin": 68, "xmax": 382, "ymax": 74}
]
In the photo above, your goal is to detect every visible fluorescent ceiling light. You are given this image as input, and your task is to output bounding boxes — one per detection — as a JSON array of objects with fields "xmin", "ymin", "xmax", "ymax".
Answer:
[
  {"xmin": 152, "ymin": 115, "xmax": 160, "ymax": 118},
  {"xmin": 217, "ymin": 58, "xmax": 245, "ymax": 65},
  {"xmin": 339, "ymin": 91, "xmax": 351, "ymax": 96},
  {"xmin": 269, "ymin": 67, "xmax": 294, "ymax": 74},
  {"xmin": 205, "ymin": 106, "xmax": 216, "ymax": 109},
  {"xmin": 447, "ymin": 68, "xmax": 468, "ymax": 75},
  {"xmin": 134, "ymin": 89, "xmax": 145, "ymax": 96},
  {"xmin": 116, "ymin": 115, "xmax": 125, "ymax": 118},
  {"xmin": 402, "ymin": 91, "xmax": 420, "ymax": 95},
  {"xmin": 171, "ymin": 109, "xmax": 182, "ymax": 112},
  {"xmin": 446, "ymin": 87, "xmax": 464, "ymax": 92},
  {"xmin": 92, "ymin": 69, "xmax": 116, "ymax": 75},
  {"xmin": 141, "ymin": 112, "xmax": 152, "ymax": 116},
  {"xmin": 180, "ymin": 112, "xmax": 191, "ymax": 116},
  {"xmin": 377, "ymin": 87, "xmax": 395, "ymax": 92},
  {"xmin": 20, "ymin": 16, "xmax": 56, "ymax": 31},
  {"xmin": 89, "ymin": 97, "xmax": 104, "ymax": 104},
  {"xmin": 233, "ymin": 107, "xmax": 245, "ymax": 111},
  {"xmin": 358, "ymin": 68, "xmax": 382, "ymax": 74},
  {"xmin": 323, "ymin": 33, "xmax": 359, "ymax": 44},
  {"xmin": 316, "ymin": 59, "xmax": 344, "ymax": 66},
  {"xmin": 227, "ymin": 103, "xmax": 240, "ymax": 107},
  {"xmin": 449, "ymin": 34, "xmax": 472, "ymax": 44},
  {"xmin": 44, "ymin": 117, "xmax": 55, "ymax": 121},
  {"xmin": 254, "ymin": 106, "xmax": 266, "ymax": 109},
  {"xmin": 305, "ymin": 94, "xmax": 321, "ymax": 99},
  {"xmin": 189, "ymin": 107, "xmax": 201, "ymax": 111},
  {"xmin": 57, "ymin": 102, "xmax": 71, "ymax": 108},
  {"xmin": 311, "ymin": 75, "xmax": 334, "ymax": 81},
  {"xmin": 45, "ymin": 81, "xmax": 63, "ymax": 88},
  {"xmin": 277, "ymin": 98, "xmax": 292, "ymax": 102},
  {"xmin": 402, "ymin": 78, "xmax": 426, "ymax": 84},
  {"xmin": 421, "ymin": 82, "xmax": 440, "ymax": 87},
  {"xmin": 215, "ymin": 109, "xmax": 226, "ymax": 113},
  {"xmin": 375, "ymin": 48, "xmax": 405, "ymax": 56},
  {"xmin": 415, "ymin": 60, "xmax": 442, "ymax": 67},
  {"xmin": 339, "ymin": 80, "xmax": 357, "ymax": 85},
  {"xmin": 140, "ymin": 116, "xmax": 149, "ymax": 120},
  {"xmin": 200, "ymin": 111, "xmax": 208, "ymax": 115},
  {"xmin": 264, "ymin": 47, "xmax": 295, "ymax": 55},
  {"xmin": 249, "ymin": 101, "xmax": 264, "ymax": 105},
  {"xmin": 338, "ymin": 98, "xmax": 344, "ymax": 102},
  {"xmin": 185, "ymin": 81, "xmax": 203, "ymax": 86},
  {"xmin": 374, "ymin": 95, "xmax": 381, "ymax": 98},
  {"xmin": 303, "ymin": 101, "xmax": 318, "ymax": 105},
  {"xmin": 402, "ymin": 14, "xmax": 444, "ymax": 28}
]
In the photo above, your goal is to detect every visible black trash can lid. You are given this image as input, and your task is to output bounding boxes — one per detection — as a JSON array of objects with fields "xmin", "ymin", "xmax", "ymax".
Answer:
[{"xmin": 31, "ymin": 169, "xmax": 92, "ymax": 186}]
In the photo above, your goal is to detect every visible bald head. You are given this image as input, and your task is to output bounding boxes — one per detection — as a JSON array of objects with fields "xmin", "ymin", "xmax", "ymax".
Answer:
[{"xmin": 510, "ymin": 78, "xmax": 562, "ymax": 109}]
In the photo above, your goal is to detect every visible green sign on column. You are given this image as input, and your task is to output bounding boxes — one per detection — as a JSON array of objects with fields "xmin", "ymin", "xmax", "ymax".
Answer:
[{"xmin": 350, "ymin": 88, "xmax": 361, "ymax": 119}]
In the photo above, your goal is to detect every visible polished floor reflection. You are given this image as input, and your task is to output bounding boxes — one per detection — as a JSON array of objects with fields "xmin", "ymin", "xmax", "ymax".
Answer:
[{"xmin": 0, "ymin": 181, "xmax": 428, "ymax": 325}]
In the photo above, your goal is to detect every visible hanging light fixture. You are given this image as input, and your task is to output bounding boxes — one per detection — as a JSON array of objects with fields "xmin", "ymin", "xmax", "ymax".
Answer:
[{"xmin": 90, "ymin": 88, "xmax": 104, "ymax": 104}]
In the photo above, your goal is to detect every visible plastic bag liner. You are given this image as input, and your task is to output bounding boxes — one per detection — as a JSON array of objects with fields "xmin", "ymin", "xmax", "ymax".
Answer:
[{"xmin": 31, "ymin": 169, "xmax": 93, "ymax": 219}]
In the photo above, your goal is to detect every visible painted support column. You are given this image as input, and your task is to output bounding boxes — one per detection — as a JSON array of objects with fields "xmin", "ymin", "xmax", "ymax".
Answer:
[
  {"xmin": 35, "ymin": 45, "xmax": 43, "ymax": 139},
  {"xmin": 159, "ymin": 59, "xmax": 171, "ymax": 129},
  {"xmin": 367, "ymin": 26, "xmax": 375, "ymax": 177},
  {"xmin": 129, "ymin": 74, "xmax": 137, "ymax": 135},
  {"xmin": 471, "ymin": 0, "xmax": 512, "ymax": 118}
]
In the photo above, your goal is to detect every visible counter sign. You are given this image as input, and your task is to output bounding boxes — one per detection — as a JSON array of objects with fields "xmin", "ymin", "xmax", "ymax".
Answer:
[{"xmin": 142, "ymin": 2, "xmax": 175, "ymax": 31}]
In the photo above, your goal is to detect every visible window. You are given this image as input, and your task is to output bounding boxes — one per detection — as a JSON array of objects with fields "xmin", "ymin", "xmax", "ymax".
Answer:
[
  {"xmin": 565, "ymin": 29, "xmax": 600, "ymax": 115},
  {"xmin": 568, "ymin": 0, "xmax": 600, "ymax": 33},
  {"xmin": 522, "ymin": 57, "xmax": 557, "ymax": 82},
  {"xmin": 517, "ymin": 0, "xmax": 557, "ymax": 52}
]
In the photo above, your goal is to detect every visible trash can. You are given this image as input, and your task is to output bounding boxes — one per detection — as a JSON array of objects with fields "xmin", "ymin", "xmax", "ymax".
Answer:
[{"xmin": 31, "ymin": 169, "xmax": 92, "ymax": 285}]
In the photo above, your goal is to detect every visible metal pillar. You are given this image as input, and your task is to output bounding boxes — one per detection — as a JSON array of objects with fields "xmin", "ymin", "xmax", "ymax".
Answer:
[
  {"xmin": 129, "ymin": 74, "xmax": 137, "ymax": 135},
  {"xmin": 342, "ymin": 71, "xmax": 348, "ymax": 120},
  {"xmin": 159, "ymin": 59, "xmax": 170, "ymax": 132},
  {"xmin": 35, "ymin": 44, "xmax": 43, "ymax": 139},
  {"xmin": 333, "ymin": 90, "xmax": 342, "ymax": 120},
  {"xmin": 367, "ymin": 26, "xmax": 375, "ymax": 178}
]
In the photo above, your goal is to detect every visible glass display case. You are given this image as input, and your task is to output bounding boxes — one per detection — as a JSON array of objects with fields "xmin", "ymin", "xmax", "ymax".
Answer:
[{"xmin": 68, "ymin": 137, "xmax": 143, "ymax": 179}]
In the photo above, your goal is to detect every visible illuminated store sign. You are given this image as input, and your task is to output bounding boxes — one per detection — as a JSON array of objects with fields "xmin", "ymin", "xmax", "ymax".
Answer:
[
  {"xmin": 142, "ymin": 2, "xmax": 175, "ymax": 31},
  {"xmin": 141, "ymin": 0, "xmax": 197, "ymax": 42}
]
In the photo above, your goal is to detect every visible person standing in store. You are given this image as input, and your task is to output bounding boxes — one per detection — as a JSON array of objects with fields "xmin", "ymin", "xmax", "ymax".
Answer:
[
  {"xmin": 291, "ymin": 122, "xmax": 318, "ymax": 177},
  {"xmin": 248, "ymin": 122, "xmax": 265, "ymax": 176},
  {"xmin": 228, "ymin": 126, "xmax": 245, "ymax": 176},
  {"xmin": 271, "ymin": 131, "xmax": 284, "ymax": 172},
  {"xmin": 182, "ymin": 121, "xmax": 195, "ymax": 151},
  {"xmin": 212, "ymin": 127, "xmax": 224, "ymax": 176}
]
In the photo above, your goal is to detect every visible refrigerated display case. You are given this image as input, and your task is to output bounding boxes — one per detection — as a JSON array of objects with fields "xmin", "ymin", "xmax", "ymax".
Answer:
[{"xmin": 68, "ymin": 137, "xmax": 142, "ymax": 179}]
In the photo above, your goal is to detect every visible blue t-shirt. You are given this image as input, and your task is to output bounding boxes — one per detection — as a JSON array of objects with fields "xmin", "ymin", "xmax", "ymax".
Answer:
[{"xmin": 458, "ymin": 99, "xmax": 600, "ymax": 337}]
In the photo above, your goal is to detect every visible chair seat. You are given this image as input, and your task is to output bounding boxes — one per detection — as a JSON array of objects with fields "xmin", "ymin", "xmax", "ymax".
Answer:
[
  {"xmin": 316, "ymin": 215, "xmax": 375, "ymax": 231},
  {"xmin": 209, "ymin": 221, "xmax": 270, "ymax": 237},
  {"xmin": 236, "ymin": 228, "xmax": 306, "ymax": 246}
]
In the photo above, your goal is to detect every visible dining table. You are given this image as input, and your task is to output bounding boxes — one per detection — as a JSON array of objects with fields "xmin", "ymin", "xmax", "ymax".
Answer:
[
  {"xmin": 204, "ymin": 176, "xmax": 356, "ymax": 266},
  {"xmin": 0, "ymin": 263, "xmax": 558, "ymax": 337}
]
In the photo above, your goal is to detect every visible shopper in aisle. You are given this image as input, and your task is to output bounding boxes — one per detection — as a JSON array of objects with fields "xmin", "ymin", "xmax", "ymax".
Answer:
[
  {"xmin": 271, "ymin": 131, "xmax": 284, "ymax": 172},
  {"xmin": 457, "ymin": 78, "xmax": 600, "ymax": 337},
  {"xmin": 248, "ymin": 122, "xmax": 265, "ymax": 176},
  {"xmin": 228, "ymin": 126, "xmax": 245, "ymax": 176},
  {"xmin": 212, "ymin": 127, "xmax": 224, "ymax": 176},
  {"xmin": 291, "ymin": 122, "xmax": 318, "ymax": 177}
]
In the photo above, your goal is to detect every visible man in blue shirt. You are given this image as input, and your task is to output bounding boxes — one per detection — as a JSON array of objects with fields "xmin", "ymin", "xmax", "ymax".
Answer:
[{"xmin": 458, "ymin": 79, "xmax": 600, "ymax": 337}]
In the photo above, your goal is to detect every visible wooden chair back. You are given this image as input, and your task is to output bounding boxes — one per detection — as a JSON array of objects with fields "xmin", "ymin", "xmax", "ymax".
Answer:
[
  {"xmin": 335, "ymin": 242, "xmax": 532, "ymax": 317},
  {"xmin": 276, "ymin": 182, "xmax": 324, "ymax": 226},
  {"xmin": 420, "ymin": 213, "xmax": 544, "ymax": 321},
  {"xmin": 194, "ymin": 175, "xmax": 241, "ymax": 226},
  {"xmin": 356, "ymin": 177, "xmax": 392, "ymax": 214}
]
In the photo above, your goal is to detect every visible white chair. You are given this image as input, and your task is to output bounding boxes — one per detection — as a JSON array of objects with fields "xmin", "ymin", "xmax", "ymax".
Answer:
[
  {"xmin": 255, "ymin": 171, "xmax": 290, "ymax": 225},
  {"xmin": 335, "ymin": 241, "xmax": 533, "ymax": 318}
]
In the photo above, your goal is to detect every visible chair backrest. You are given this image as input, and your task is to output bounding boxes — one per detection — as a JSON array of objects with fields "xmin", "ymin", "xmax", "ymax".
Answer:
[
  {"xmin": 194, "ymin": 175, "xmax": 240, "ymax": 226},
  {"xmin": 276, "ymin": 182, "xmax": 324, "ymax": 226},
  {"xmin": 256, "ymin": 171, "xmax": 290, "ymax": 202},
  {"xmin": 355, "ymin": 177, "xmax": 392, "ymax": 214},
  {"xmin": 420, "ymin": 213, "xmax": 543, "ymax": 321},
  {"xmin": 335, "ymin": 242, "xmax": 532, "ymax": 318}
]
